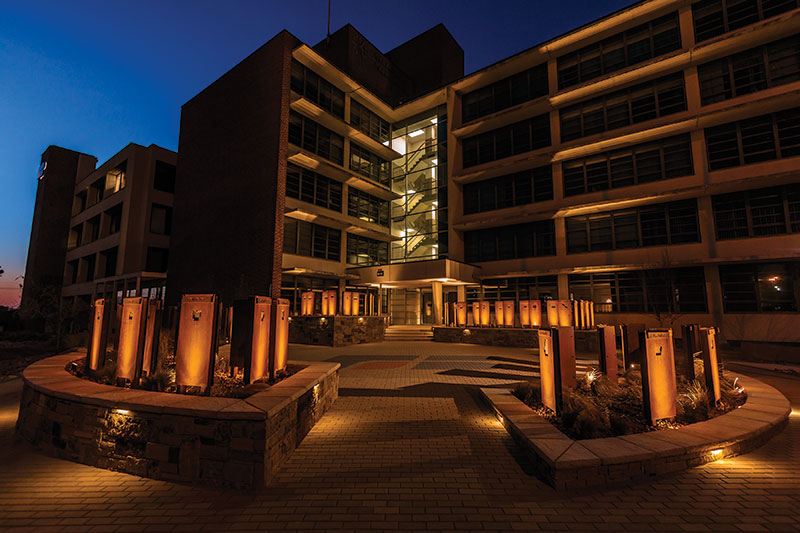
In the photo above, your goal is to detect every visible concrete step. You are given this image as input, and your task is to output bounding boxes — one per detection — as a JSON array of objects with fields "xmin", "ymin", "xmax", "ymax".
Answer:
[{"xmin": 385, "ymin": 325, "xmax": 434, "ymax": 341}]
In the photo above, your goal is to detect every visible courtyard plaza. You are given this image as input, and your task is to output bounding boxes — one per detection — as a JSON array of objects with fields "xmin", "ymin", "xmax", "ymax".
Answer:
[{"xmin": 0, "ymin": 341, "xmax": 798, "ymax": 532}]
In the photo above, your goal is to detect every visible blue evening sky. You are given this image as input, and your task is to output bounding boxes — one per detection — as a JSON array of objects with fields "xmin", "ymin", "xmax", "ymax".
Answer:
[{"xmin": 0, "ymin": 0, "xmax": 631, "ymax": 307}]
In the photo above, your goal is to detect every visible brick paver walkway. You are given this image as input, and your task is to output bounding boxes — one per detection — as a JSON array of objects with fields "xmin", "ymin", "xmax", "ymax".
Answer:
[{"xmin": 1, "ymin": 341, "xmax": 798, "ymax": 532}]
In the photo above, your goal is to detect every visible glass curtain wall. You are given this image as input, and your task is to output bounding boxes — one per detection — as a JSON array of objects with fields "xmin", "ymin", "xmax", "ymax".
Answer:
[{"xmin": 390, "ymin": 106, "xmax": 448, "ymax": 262}]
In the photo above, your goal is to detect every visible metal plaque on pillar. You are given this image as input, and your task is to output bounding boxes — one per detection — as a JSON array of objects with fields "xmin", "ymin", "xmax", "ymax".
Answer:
[
  {"xmin": 456, "ymin": 302, "xmax": 467, "ymax": 327},
  {"xmin": 141, "ymin": 299, "xmax": 162, "ymax": 377},
  {"xmin": 700, "ymin": 327, "xmax": 721, "ymax": 404},
  {"xmin": 597, "ymin": 325, "xmax": 618, "ymax": 383},
  {"xmin": 530, "ymin": 300, "xmax": 542, "ymax": 327},
  {"xmin": 494, "ymin": 301, "xmax": 503, "ymax": 327},
  {"xmin": 641, "ymin": 329, "xmax": 678, "ymax": 425},
  {"xmin": 680, "ymin": 324, "xmax": 700, "ymax": 381},
  {"xmin": 231, "ymin": 296, "xmax": 271, "ymax": 384},
  {"xmin": 87, "ymin": 298, "xmax": 112, "ymax": 371},
  {"xmin": 271, "ymin": 298, "xmax": 290, "ymax": 378},
  {"xmin": 175, "ymin": 294, "xmax": 220, "ymax": 392},
  {"xmin": 116, "ymin": 297, "xmax": 148, "ymax": 383}
]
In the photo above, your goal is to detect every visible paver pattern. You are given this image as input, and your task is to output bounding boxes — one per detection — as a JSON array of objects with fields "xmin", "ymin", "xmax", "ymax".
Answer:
[{"xmin": 1, "ymin": 341, "xmax": 798, "ymax": 532}]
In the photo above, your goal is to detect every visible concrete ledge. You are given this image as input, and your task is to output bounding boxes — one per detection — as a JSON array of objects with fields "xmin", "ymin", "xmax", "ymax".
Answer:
[
  {"xmin": 434, "ymin": 326, "xmax": 598, "ymax": 350},
  {"xmin": 16, "ymin": 351, "xmax": 339, "ymax": 489},
  {"xmin": 480, "ymin": 372, "xmax": 790, "ymax": 490}
]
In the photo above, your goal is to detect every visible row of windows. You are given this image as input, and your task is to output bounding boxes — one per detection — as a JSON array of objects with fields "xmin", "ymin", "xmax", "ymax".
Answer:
[
  {"xmin": 569, "ymin": 267, "xmax": 708, "ymax": 313},
  {"xmin": 692, "ymin": 0, "xmax": 799, "ymax": 44},
  {"xmin": 348, "ymin": 187, "xmax": 390, "ymax": 227},
  {"xmin": 290, "ymin": 59, "xmax": 345, "ymax": 118},
  {"xmin": 288, "ymin": 111, "xmax": 344, "ymax": 166},
  {"xmin": 463, "ymin": 165, "xmax": 553, "ymax": 214},
  {"xmin": 719, "ymin": 261, "xmax": 798, "ymax": 312},
  {"xmin": 464, "ymin": 220, "xmax": 555, "ymax": 263},
  {"xmin": 475, "ymin": 276, "xmax": 558, "ymax": 302},
  {"xmin": 713, "ymin": 184, "xmax": 800, "ymax": 239},
  {"xmin": 705, "ymin": 107, "xmax": 800, "ymax": 170},
  {"xmin": 461, "ymin": 64, "xmax": 548, "ymax": 123},
  {"xmin": 462, "ymin": 113, "xmax": 550, "ymax": 168},
  {"xmin": 698, "ymin": 36, "xmax": 800, "ymax": 106},
  {"xmin": 286, "ymin": 164, "xmax": 343, "ymax": 212},
  {"xmin": 350, "ymin": 99, "xmax": 391, "ymax": 144},
  {"xmin": 563, "ymin": 134, "xmax": 693, "ymax": 197},
  {"xmin": 346, "ymin": 233, "xmax": 389, "ymax": 266},
  {"xmin": 283, "ymin": 218, "xmax": 341, "ymax": 261},
  {"xmin": 560, "ymin": 73, "xmax": 686, "ymax": 142},
  {"xmin": 349, "ymin": 143, "xmax": 390, "ymax": 187},
  {"xmin": 557, "ymin": 12, "xmax": 681, "ymax": 90},
  {"xmin": 566, "ymin": 199, "xmax": 700, "ymax": 254}
]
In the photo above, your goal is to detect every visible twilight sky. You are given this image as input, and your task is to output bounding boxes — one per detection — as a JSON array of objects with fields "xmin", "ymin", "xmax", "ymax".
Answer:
[{"xmin": 0, "ymin": 0, "xmax": 632, "ymax": 307}]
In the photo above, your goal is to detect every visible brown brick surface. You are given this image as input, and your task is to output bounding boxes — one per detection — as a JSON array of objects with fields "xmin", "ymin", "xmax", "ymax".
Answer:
[{"xmin": 1, "ymin": 344, "xmax": 798, "ymax": 532}]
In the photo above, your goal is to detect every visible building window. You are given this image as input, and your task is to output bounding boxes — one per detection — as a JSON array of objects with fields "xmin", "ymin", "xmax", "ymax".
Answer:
[
  {"xmin": 346, "ymin": 233, "xmax": 388, "ymax": 265},
  {"xmin": 348, "ymin": 187, "xmax": 389, "ymax": 227},
  {"xmin": 150, "ymin": 204, "xmax": 173, "ymax": 235},
  {"xmin": 566, "ymin": 199, "xmax": 700, "ymax": 253},
  {"xmin": 569, "ymin": 267, "xmax": 707, "ymax": 313},
  {"xmin": 479, "ymin": 276, "xmax": 559, "ymax": 302},
  {"xmin": 146, "ymin": 247, "xmax": 169, "ymax": 273},
  {"xmin": 107, "ymin": 204, "xmax": 122, "ymax": 234},
  {"xmin": 68, "ymin": 224, "xmax": 83, "ymax": 249},
  {"xmin": 693, "ymin": 0, "xmax": 799, "ymax": 44},
  {"xmin": 101, "ymin": 247, "xmax": 118, "ymax": 278},
  {"xmin": 464, "ymin": 220, "xmax": 556, "ymax": 262},
  {"xmin": 463, "ymin": 165, "xmax": 553, "ymax": 214},
  {"xmin": 705, "ymin": 107, "xmax": 800, "ymax": 170},
  {"xmin": 283, "ymin": 217, "xmax": 341, "ymax": 261},
  {"xmin": 350, "ymin": 99, "xmax": 390, "ymax": 143},
  {"xmin": 562, "ymin": 134, "xmax": 693, "ymax": 197},
  {"xmin": 154, "ymin": 161, "xmax": 176, "ymax": 193},
  {"xmin": 288, "ymin": 111, "xmax": 345, "ymax": 165},
  {"xmin": 719, "ymin": 262, "xmax": 798, "ymax": 312},
  {"xmin": 87, "ymin": 215, "xmax": 101, "ymax": 242},
  {"xmin": 72, "ymin": 191, "xmax": 87, "ymax": 216},
  {"xmin": 103, "ymin": 161, "xmax": 126, "ymax": 196},
  {"xmin": 462, "ymin": 113, "xmax": 551, "ymax": 168},
  {"xmin": 698, "ymin": 36, "xmax": 800, "ymax": 106},
  {"xmin": 290, "ymin": 59, "xmax": 345, "ymax": 118},
  {"xmin": 712, "ymin": 184, "xmax": 800, "ymax": 239},
  {"xmin": 84, "ymin": 254, "xmax": 97, "ymax": 282},
  {"xmin": 286, "ymin": 164, "xmax": 342, "ymax": 212},
  {"xmin": 462, "ymin": 63, "xmax": 548, "ymax": 123},
  {"xmin": 65, "ymin": 259, "xmax": 79, "ymax": 285},
  {"xmin": 349, "ymin": 143, "xmax": 390, "ymax": 187},
  {"xmin": 557, "ymin": 12, "xmax": 681, "ymax": 90},
  {"xmin": 560, "ymin": 73, "xmax": 686, "ymax": 143}
]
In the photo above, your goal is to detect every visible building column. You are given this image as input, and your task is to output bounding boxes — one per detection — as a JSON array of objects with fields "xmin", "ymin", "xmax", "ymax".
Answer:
[
  {"xmin": 432, "ymin": 281, "xmax": 443, "ymax": 325},
  {"xmin": 377, "ymin": 284, "xmax": 383, "ymax": 316},
  {"xmin": 457, "ymin": 285, "xmax": 466, "ymax": 302},
  {"xmin": 558, "ymin": 274, "xmax": 570, "ymax": 300}
]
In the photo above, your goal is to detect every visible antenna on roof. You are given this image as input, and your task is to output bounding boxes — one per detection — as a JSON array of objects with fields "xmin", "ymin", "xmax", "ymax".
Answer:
[{"xmin": 326, "ymin": 0, "xmax": 331, "ymax": 45}]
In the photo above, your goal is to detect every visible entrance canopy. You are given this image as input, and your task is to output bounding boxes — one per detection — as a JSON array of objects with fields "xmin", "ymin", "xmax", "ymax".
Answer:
[{"xmin": 347, "ymin": 258, "xmax": 481, "ymax": 288}]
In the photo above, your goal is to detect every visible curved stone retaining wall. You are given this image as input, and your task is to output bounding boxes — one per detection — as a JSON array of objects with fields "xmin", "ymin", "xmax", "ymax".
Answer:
[
  {"xmin": 481, "ymin": 372, "xmax": 790, "ymax": 490},
  {"xmin": 16, "ymin": 352, "xmax": 339, "ymax": 489}
]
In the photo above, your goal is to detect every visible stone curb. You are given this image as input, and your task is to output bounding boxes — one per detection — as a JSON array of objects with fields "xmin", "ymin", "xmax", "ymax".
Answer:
[
  {"xmin": 480, "ymin": 372, "xmax": 790, "ymax": 490},
  {"xmin": 22, "ymin": 350, "xmax": 340, "ymax": 420}
]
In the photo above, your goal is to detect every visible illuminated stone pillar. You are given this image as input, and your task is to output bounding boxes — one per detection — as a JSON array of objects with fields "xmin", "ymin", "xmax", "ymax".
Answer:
[
  {"xmin": 597, "ymin": 325, "xmax": 618, "ymax": 384},
  {"xmin": 700, "ymin": 327, "xmax": 721, "ymax": 404},
  {"xmin": 432, "ymin": 281, "xmax": 443, "ymax": 325},
  {"xmin": 537, "ymin": 326, "xmax": 577, "ymax": 415},
  {"xmin": 270, "ymin": 298, "xmax": 290, "ymax": 378},
  {"xmin": 175, "ymin": 294, "xmax": 220, "ymax": 393},
  {"xmin": 116, "ymin": 297, "xmax": 148, "ymax": 383},
  {"xmin": 86, "ymin": 298, "xmax": 111, "ymax": 372},
  {"xmin": 680, "ymin": 324, "xmax": 700, "ymax": 381},
  {"xmin": 232, "ymin": 296, "xmax": 272, "ymax": 384},
  {"xmin": 642, "ymin": 329, "xmax": 678, "ymax": 425}
]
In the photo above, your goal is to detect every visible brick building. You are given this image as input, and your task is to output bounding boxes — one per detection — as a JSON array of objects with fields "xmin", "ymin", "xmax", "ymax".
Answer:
[{"xmin": 21, "ymin": 143, "xmax": 176, "ymax": 329}]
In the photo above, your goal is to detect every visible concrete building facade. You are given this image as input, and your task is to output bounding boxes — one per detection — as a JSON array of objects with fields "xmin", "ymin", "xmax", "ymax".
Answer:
[
  {"xmin": 21, "ymin": 143, "xmax": 176, "ymax": 329},
  {"xmin": 155, "ymin": 0, "xmax": 800, "ymax": 351}
]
